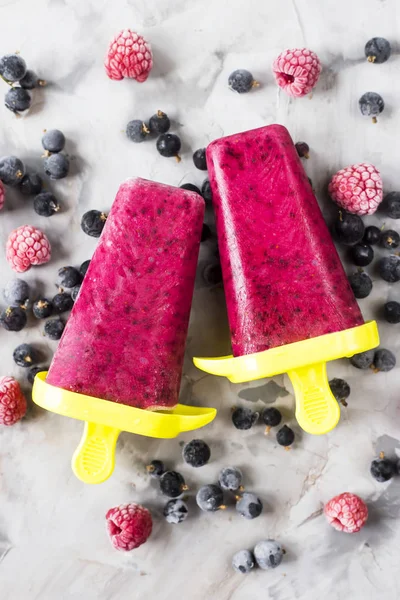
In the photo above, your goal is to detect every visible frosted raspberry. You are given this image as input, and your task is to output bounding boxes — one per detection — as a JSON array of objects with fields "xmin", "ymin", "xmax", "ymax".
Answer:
[
  {"xmin": 273, "ymin": 48, "xmax": 322, "ymax": 97},
  {"xmin": 106, "ymin": 503, "xmax": 152, "ymax": 551},
  {"xmin": 0, "ymin": 181, "xmax": 4, "ymax": 211},
  {"xmin": 328, "ymin": 163, "xmax": 383, "ymax": 216},
  {"xmin": 324, "ymin": 492, "xmax": 368, "ymax": 533},
  {"xmin": 0, "ymin": 376, "xmax": 27, "ymax": 425},
  {"xmin": 6, "ymin": 225, "xmax": 51, "ymax": 273},
  {"xmin": 104, "ymin": 29, "xmax": 153, "ymax": 82}
]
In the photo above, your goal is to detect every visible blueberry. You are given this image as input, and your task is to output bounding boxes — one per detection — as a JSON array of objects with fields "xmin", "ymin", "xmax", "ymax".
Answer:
[
  {"xmin": 219, "ymin": 466, "xmax": 243, "ymax": 492},
  {"xmin": 71, "ymin": 285, "xmax": 81, "ymax": 302},
  {"xmin": 350, "ymin": 349, "xmax": 375, "ymax": 369},
  {"xmin": 146, "ymin": 459, "xmax": 165, "ymax": 478},
  {"xmin": 201, "ymin": 179, "xmax": 213, "ymax": 204},
  {"xmin": 384, "ymin": 301, "xmax": 400, "ymax": 324},
  {"xmin": 363, "ymin": 225, "xmax": 381, "ymax": 245},
  {"xmin": 0, "ymin": 54, "xmax": 27, "ymax": 82},
  {"xmin": 382, "ymin": 192, "xmax": 400, "ymax": 219},
  {"xmin": 261, "ymin": 407, "xmax": 282, "ymax": 430},
  {"xmin": 13, "ymin": 343, "xmax": 39, "ymax": 368},
  {"xmin": 381, "ymin": 230, "xmax": 400, "ymax": 249},
  {"xmin": 44, "ymin": 318, "xmax": 65, "ymax": 340},
  {"xmin": 359, "ymin": 92, "xmax": 384, "ymax": 123},
  {"xmin": 148, "ymin": 111, "xmax": 170, "ymax": 135},
  {"xmin": 202, "ymin": 262, "xmax": 222, "ymax": 286},
  {"xmin": 201, "ymin": 223, "xmax": 212, "ymax": 242},
  {"xmin": 32, "ymin": 298, "xmax": 53, "ymax": 319},
  {"xmin": 378, "ymin": 256, "xmax": 400, "ymax": 282},
  {"xmin": 0, "ymin": 156, "xmax": 25, "ymax": 186},
  {"xmin": 193, "ymin": 148, "xmax": 207, "ymax": 170},
  {"xmin": 19, "ymin": 70, "xmax": 45, "ymax": 90},
  {"xmin": 236, "ymin": 492, "xmax": 263, "ymax": 519},
  {"xmin": 57, "ymin": 266, "xmax": 82, "ymax": 289},
  {"xmin": 295, "ymin": 141, "xmax": 310, "ymax": 159},
  {"xmin": 44, "ymin": 153, "xmax": 69, "ymax": 179},
  {"xmin": 81, "ymin": 210, "xmax": 107, "ymax": 237},
  {"xmin": 126, "ymin": 120, "xmax": 150, "ymax": 143},
  {"xmin": 348, "ymin": 272, "xmax": 372, "ymax": 299},
  {"xmin": 373, "ymin": 348, "xmax": 396, "ymax": 372},
  {"xmin": 27, "ymin": 365, "xmax": 48, "ymax": 385},
  {"xmin": 156, "ymin": 133, "xmax": 181, "ymax": 160},
  {"xmin": 79, "ymin": 259, "xmax": 91, "ymax": 277},
  {"xmin": 19, "ymin": 172, "xmax": 42, "ymax": 196},
  {"xmin": 0, "ymin": 306, "xmax": 27, "ymax": 331},
  {"xmin": 52, "ymin": 292, "xmax": 73, "ymax": 314},
  {"xmin": 334, "ymin": 212, "xmax": 364, "ymax": 246},
  {"xmin": 3, "ymin": 279, "xmax": 29, "ymax": 306},
  {"xmin": 33, "ymin": 191, "xmax": 60, "ymax": 217},
  {"xmin": 232, "ymin": 406, "xmax": 259, "ymax": 430},
  {"xmin": 42, "ymin": 129, "xmax": 65, "ymax": 154},
  {"xmin": 329, "ymin": 378, "xmax": 350, "ymax": 406},
  {"xmin": 276, "ymin": 425, "xmax": 295, "ymax": 448},
  {"xmin": 365, "ymin": 37, "xmax": 391, "ymax": 64},
  {"xmin": 349, "ymin": 243, "xmax": 374, "ymax": 267},
  {"xmin": 182, "ymin": 439, "xmax": 211, "ymax": 467},
  {"xmin": 254, "ymin": 540, "xmax": 284, "ymax": 570},
  {"xmin": 196, "ymin": 484, "xmax": 225, "ymax": 512},
  {"xmin": 228, "ymin": 69, "xmax": 257, "ymax": 93},
  {"xmin": 159, "ymin": 471, "xmax": 188, "ymax": 498},
  {"xmin": 232, "ymin": 549, "xmax": 255, "ymax": 574},
  {"xmin": 180, "ymin": 183, "xmax": 201, "ymax": 194},
  {"xmin": 163, "ymin": 499, "xmax": 188, "ymax": 524},
  {"xmin": 370, "ymin": 454, "xmax": 395, "ymax": 482},
  {"xmin": 5, "ymin": 87, "xmax": 31, "ymax": 113}
]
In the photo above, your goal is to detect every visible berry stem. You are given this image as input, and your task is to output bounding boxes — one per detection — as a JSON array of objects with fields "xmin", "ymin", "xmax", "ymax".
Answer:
[
  {"xmin": 264, "ymin": 425, "xmax": 271, "ymax": 435},
  {"xmin": 219, "ymin": 504, "xmax": 227, "ymax": 510},
  {"xmin": 367, "ymin": 56, "xmax": 376, "ymax": 63},
  {"xmin": 372, "ymin": 117, "xmax": 377, "ymax": 124},
  {"xmin": 379, "ymin": 451, "xmax": 385, "ymax": 459},
  {"xmin": 181, "ymin": 484, "xmax": 189, "ymax": 492},
  {"xmin": 251, "ymin": 80, "xmax": 260, "ymax": 88},
  {"xmin": 175, "ymin": 154, "xmax": 182, "ymax": 163}
]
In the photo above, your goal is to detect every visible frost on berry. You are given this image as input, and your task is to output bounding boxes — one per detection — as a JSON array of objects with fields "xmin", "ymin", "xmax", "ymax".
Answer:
[
  {"xmin": 273, "ymin": 48, "xmax": 322, "ymax": 97},
  {"xmin": 324, "ymin": 492, "xmax": 368, "ymax": 534},
  {"xmin": 6, "ymin": 225, "xmax": 51, "ymax": 273},
  {"xmin": 104, "ymin": 29, "xmax": 153, "ymax": 82},
  {"xmin": 106, "ymin": 503, "xmax": 152, "ymax": 551},
  {"xmin": 0, "ymin": 376, "xmax": 27, "ymax": 425},
  {"xmin": 328, "ymin": 163, "xmax": 383, "ymax": 216}
]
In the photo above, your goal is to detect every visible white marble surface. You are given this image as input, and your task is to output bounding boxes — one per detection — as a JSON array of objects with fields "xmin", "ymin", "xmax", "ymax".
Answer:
[{"xmin": 1, "ymin": 0, "xmax": 400, "ymax": 598}]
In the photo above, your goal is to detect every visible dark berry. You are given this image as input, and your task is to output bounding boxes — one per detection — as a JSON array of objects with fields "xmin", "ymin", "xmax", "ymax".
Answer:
[
  {"xmin": 182, "ymin": 439, "xmax": 211, "ymax": 467},
  {"xmin": 13, "ymin": 343, "xmax": 39, "ymax": 368},
  {"xmin": 380, "ymin": 230, "xmax": 400, "ymax": 249},
  {"xmin": 0, "ymin": 306, "xmax": 27, "ymax": 331},
  {"xmin": 365, "ymin": 37, "xmax": 391, "ymax": 64},
  {"xmin": 19, "ymin": 172, "xmax": 42, "ymax": 196},
  {"xmin": 384, "ymin": 301, "xmax": 400, "ymax": 324},
  {"xmin": 27, "ymin": 366, "xmax": 48, "ymax": 385},
  {"xmin": 193, "ymin": 148, "xmax": 207, "ymax": 170},
  {"xmin": 349, "ymin": 243, "xmax": 374, "ymax": 267},
  {"xmin": 44, "ymin": 318, "xmax": 65, "ymax": 340},
  {"xmin": 381, "ymin": 192, "xmax": 400, "ymax": 219},
  {"xmin": 219, "ymin": 466, "xmax": 243, "ymax": 492},
  {"xmin": 329, "ymin": 378, "xmax": 350, "ymax": 406},
  {"xmin": 156, "ymin": 133, "xmax": 181, "ymax": 160},
  {"xmin": 202, "ymin": 262, "xmax": 222, "ymax": 286},
  {"xmin": 261, "ymin": 407, "xmax": 282, "ymax": 429},
  {"xmin": 201, "ymin": 223, "xmax": 211, "ymax": 242},
  {"xmin": 363, "ymin": 225, "xmax": 381, "ymax": 245},
  {"xmin": 159, "ymin": 471, "xmax": 187, "ymax": 498},
  {"xmin": 196, "ymin": 484, "xmax": 225, "ymax": 512},
  {"xmin": 373, "ymin": 348, "xmax": 396, "ymax": 372},
  {"xmin": 370, "ymin": 454, "xmax": 395, "ymax": 482},
  {"xmin": 359, "ymin": 92, "xmax": 384, "ymax": 123},
  {"xmin": 146, "ymin": 459, "xmax": 165, "ymax": 478},
  {"xmin": 3, "ymin": 279, "xmax": 29, "ymax": 305},
  {"xmin": 52, "ymin": 292, "xmax": 73, "ymax": 314},
  {"xmin": 33, "ymin": 191, "xmax": 60, "ymax": 217},
  {"xmin": 180, "ymin": 183, "xmax": 201, "ymax": 194},
  {"xmin": 334, "ymin": 212, "xmax": 364, "ymax": 246},
  {"xmin": 201, "ymin": 179, "xmax": 213, "ymax": 204},
  {"xmin": 232, "ymin": 406, "xmax": 259, "ymax": 430},
  {"xmin": 232, "ymin": 550, "xmax": 255, "ymax": 574},
  {"xmin": 0, "ymin": 54, "xmax": 27, "ymax": 82},
  {"xmin": 349, "ymin": 272, "xmax": 372, "ymax": 299},
  {"xmin": 19, "ymin": 70, "xmax": 45, "ymax": 90},
  {"xmin": 42, "ymin": 129, "xmax": 65, "ymax": 154},
  {"xmin": 57, "ymin": 266, "xmax": 82, "ymax": 289},
  {"xmin": 378, "ymin": 256, "xmax": 400, "ymax": 282},
  {"xmin": 254, "ymin": 540, "xmax": 284, "ymax": 570},
  {"xmin": 228, "ymin": 69, "xmax": 257, "ymax": 93},
  {"xmin": 0, "ymin": 156, "xmax": 25, "ymax": 186},
  {"xmin": 126, "ymin": 120, "xmax": 150, "ymax": 142},
  {"xmin": 71, "ymin": 285, "xmax": 81, "ymax": 302},
  {"xmin": 5, "ymin": 87, "xmax": 31, "ymax": 113},
  {"xmin": 79, "ymin": 259, "xmax": 91, "ymax": 277},
  {"xmin": 276, "ymin": 425, "xmax": 295, "ymax": 448},
  {"xmin": 148, "ymin": 111, "xmax": 170, "ymax": 135},
  {"xmin": 44, "ymin": 153, "xmax": 69, "ymax": 179},
  {"xmin": 350, "ymin": 350, "xmax": 375, "ymax": 369},
  {"xmin": 32, "ymin": 298, "xmax": 53, "ymax": 319},
  {"xmin": 235, "ymin": 492, "xmax": 263, "ymax": 519},
  {"xmin": 295, "ymin": 141, "xmax": 310, "ymax": 158},
  {"xmin": 163, "ymin": 499, "xmax": 188, "ymax": 524},
  {"xmin": 81, "ymin": 210, "xmax": 107, "ymax": 237}
]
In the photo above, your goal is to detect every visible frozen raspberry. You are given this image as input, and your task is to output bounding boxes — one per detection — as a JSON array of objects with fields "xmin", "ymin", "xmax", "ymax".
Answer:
[
  {"xmin": 106, "ymin": 503, "xmax": 152, "ymax": 551},
  {"xmin": 104, "ymin": 29, "xmax": 153, "ymax": 82},
  {"xmin": 273, "ymin": 48, "xmax": 322, "ymax": 97},
  {"xmin": 328, "ymin": 163, "xmax": 383, "ymax": 216},
  {"xmin": 0, "ymin": 376, "xmax": 27, "ymax": 426},
  {"xmin": 324, "ymin": 492, "xmax": 368, "ymax": 533},
  {"xmin": 6, "ymin": 225, "xmax": 51, "ymax": 273},
  {"xmin": 0, "ymin": 181, "xmax": 4, "ymax": 211}
]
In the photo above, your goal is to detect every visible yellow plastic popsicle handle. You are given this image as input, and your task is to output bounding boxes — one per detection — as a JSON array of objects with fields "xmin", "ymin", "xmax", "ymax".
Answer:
[{"xmin": 72, "ymin": 422, "xmax": 120, "ymax": 484}]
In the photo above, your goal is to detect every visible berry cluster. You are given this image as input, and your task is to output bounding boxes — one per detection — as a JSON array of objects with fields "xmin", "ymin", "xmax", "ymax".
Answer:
[
  {"xmin": 231, "ymin": 405, "xmax": 295, "ymax": 449},
  {"xmin": 41, "ymin": 129, "xmax": 70, "ymax": 180},
  {"xmin": 358, "ymin": 37, "xmax": 391, "ymax": 123},
  {"xmin": 232, "ymin": 540, "xmax": 285, "ymax": 574},
  {"xmin": 126, "ymin": 110, "xmax": 183, "ymax": 161},
  {"xmin": 0, "ymin": 53, "xmax": 46, "ymax": 115}
]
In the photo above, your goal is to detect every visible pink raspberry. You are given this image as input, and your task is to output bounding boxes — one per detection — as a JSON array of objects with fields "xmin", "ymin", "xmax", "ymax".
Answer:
[
  {"xmin": 324, "ymin": 492, "xmax": 368, "ymax": 534},
  {"xmin": 0, "ymin": 376, "xmax": 27, "ymax": 426},
  {"xmin": 0, "ymin": 181, "xmax": 5, "ymax": 211},
  {"xmin": 104, "ymin": 29, "xmax": 153, "ymax": 82},
  {"xmin": 106, "ymin": 503, "xmax": 152, "ymax": 551},
  {"xmin": 6, "ymin": 225, "xmax": 51, "ymax": 273},
  {"xmin": 273, "ymin": 48, "xmax": 322, "ymax": 97},
  {"xmin": 328, "ymin": 163, "xmax": 383, "ymax": 216}
]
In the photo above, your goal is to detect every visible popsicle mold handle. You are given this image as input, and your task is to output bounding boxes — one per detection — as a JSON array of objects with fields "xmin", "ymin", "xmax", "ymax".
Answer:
[
  {"xmin": 72, "ymin": 422, "xmax": 120, "ymax": 484},
  {"xmin": 288, "ymin": 363, "xmax": 340, "ymax": 435}
]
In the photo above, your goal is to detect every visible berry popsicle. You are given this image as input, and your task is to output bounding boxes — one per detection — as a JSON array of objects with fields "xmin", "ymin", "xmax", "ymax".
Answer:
[
  {"xmin": 194, "ymin": 125, "xmax": 379, "ymax": 435},
  {"xmin": 33, "ymin": 178, "xmax": 216, "ymax": 483}
]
